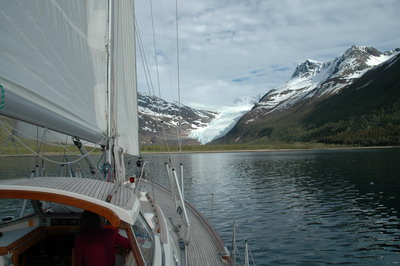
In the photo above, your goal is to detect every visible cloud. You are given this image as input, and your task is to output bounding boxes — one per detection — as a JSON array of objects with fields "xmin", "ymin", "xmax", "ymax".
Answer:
[
  {"xmin": 135, "ymin": 0, "xmax": 400, "ymax": 109},
  {"xmin": 232, "ymin": 77, "xmax": 250, "ymax": 83}
]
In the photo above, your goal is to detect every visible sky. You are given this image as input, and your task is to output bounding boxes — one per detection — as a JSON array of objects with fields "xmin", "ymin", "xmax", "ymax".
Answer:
[{"xmin": 135, "ymin": 0, "xmax": 400, "ymax": 110}]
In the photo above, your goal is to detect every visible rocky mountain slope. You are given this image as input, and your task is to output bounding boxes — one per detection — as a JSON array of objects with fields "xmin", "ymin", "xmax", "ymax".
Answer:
[
  {"xmin": 0, "ymin": 93, "xmax": 217, "ymax": 148},
  {"xmin": 255, "ymin": 46, "xmax": 398, "ymax": 115},
  {"xmin": 213, "ymin": 46, "xmax": 400, "ymax": 145},
  {"xmin": 138, "ymin": 92, "xmax": 218, "ymax": 144}
]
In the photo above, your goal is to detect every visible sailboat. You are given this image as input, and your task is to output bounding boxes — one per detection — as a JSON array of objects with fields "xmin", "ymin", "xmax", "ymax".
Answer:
[{"xmin": 0, "ymin": 1, "xmax": 230, "ymax": 265}]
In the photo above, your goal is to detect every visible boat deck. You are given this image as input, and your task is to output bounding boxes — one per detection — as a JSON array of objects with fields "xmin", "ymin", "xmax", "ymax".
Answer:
[
  {"xmin": 0, "ymin": 176, "xmax": 230, "ymax": 265},
  {"xmin": 139, "ymin": 179, "xmax": 230, "ymax": 266}
]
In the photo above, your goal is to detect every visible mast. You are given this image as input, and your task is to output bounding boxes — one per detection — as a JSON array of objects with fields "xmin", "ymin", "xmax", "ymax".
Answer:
[
  {"xmin": 105, "ymin": 0, "xmax": 137, "ymax": 183},
  {"xmin": 106, "ymin": 0, "xmax": 114, "ymax": 171}
]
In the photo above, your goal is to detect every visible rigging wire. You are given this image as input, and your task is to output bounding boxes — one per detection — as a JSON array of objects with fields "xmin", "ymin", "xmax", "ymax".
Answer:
[
  {"xmin": 135, "ymin": 18, "xmax": 169, "ymax": 158},
  {"xmin": 0, "ymin": 120, "xmax": 104, "ymax": 165},
  {"xmin": 135, "ymin": 3, "xmax": 163, "ymax": 209},
  {"xmin": 0, "ymin": 120, "xmax": 85, "ymax": 154},
  {"xmin": 135, "ymin": 19, "xmax": 169, "ymax": 156},
  {"xmin": 35, "ymin": 125, "xmax": 40, "ymax": 166},
  {"xmin": 0, "ymin": 120, "xmax": 33, "ymax": 175},
  {"xmin": 149, "ymin": 0, "xmax": 162, "ymax": 100},
  {"xmin": 135, "ymin": 20, "xmax": 155, "ymax": 97},
  {"xmin": 150, "ymin": 0, "xmax": 183, "ymax": 158},
  {"xmin": 136, "ymin": 0, "xmax": 185, "ymax": 169},
  {"xmin": 38, "ymin": 127, "xmax": 48, "ymax": 176},
  {"xmin": 136, "ymin": 3, "xmax": 173, "ymax": 159},
  {"xmin": 175, "ymin": 0, "xmax": 183, "ymax": 155},
  {"xmin": 234, "ymin": 221, "xmax": 257, "ymax": 265},
  {"xmin": 148, "ymin": 0, "xmax": 174, "ymax": 158}
]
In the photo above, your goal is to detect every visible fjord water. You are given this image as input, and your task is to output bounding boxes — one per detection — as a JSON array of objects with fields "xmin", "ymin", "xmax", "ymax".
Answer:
[
  {"xmin": 144, "ymin": 148, "xmax": 400, "ymax": 265},
  {"xmin": 1, "ymin": 148, "xmax": 400, "ymax": 264}
]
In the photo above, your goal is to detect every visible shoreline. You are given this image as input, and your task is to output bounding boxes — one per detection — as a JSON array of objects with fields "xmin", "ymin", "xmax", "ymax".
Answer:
[
  {"xmin": 1, "ymin": 145, "xmax": 399, "ymax": 157},
  {"xmin": 141, "ymin": 145, "xmax": 400, "ymax": 155}
]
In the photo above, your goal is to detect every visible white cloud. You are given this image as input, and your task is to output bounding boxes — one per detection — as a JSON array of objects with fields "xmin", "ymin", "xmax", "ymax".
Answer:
[{"xmin": 136, "ymin": 0, "xmax": 400, "ymax": 110}]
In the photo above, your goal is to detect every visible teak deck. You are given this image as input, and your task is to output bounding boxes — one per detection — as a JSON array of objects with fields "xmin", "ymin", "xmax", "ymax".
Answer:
[{"xmin": 139, "ymin": 179, "xmax": 229, "ymax": 265}]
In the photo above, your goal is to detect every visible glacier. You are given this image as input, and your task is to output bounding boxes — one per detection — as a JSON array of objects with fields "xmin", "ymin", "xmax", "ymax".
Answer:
[{"xmin": 189, "ymin": 99, "xmax": 256, "ymax": 144}]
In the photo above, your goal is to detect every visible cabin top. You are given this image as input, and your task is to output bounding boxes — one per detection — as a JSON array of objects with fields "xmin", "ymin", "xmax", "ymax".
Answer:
[{"xmin": 0, "ymin": 177, "xmax": 140, "ymax": 227}]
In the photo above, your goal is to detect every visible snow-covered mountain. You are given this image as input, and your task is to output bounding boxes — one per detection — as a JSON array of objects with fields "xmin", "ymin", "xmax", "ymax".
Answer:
[
  {"xmin": 213, "ymin": 45, "xmax": 400, "ymax": 144},
  {"xmin": 140, "ymin": 45, "xmax": 400, "ymax": 145},
  {"xmin": 138, "ymin": 91, "xmax": 260, "ymax": 145},
  {"xmin": 255, "ymin": 46, "xmax": 399, "ymax": 115},
  {"xmin": 138, "ymin": 92, "xmax": 218, "ymax": 144}
]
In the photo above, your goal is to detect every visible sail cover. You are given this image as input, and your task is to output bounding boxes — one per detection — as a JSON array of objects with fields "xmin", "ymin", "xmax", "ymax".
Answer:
[{"xmin": 0, "ymin": 0, "xmax": 138, "ymax": 155}]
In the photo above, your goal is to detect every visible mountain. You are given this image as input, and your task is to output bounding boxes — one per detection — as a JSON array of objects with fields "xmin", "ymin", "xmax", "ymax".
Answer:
[
  {"xmin": 303, "ymin": 52, "xmax": 400, "ymax": 145},
  {"xmin": 256, "ymin": 46, "xmax": 398, "ymax": 115},
  {"xmin": 138, "ymin": 92, "xmax": 218, "ymax": 145},
  {"xmin": 139, "ymin": 94, "xmax": 259, "ymax": 145},
  {"xmin": 0, "ymin": 91, "xmax": 218, "ymax": 146},
  {"xmin": 213, "ymin": 46, "xmax": 400, "ymax": 146}
]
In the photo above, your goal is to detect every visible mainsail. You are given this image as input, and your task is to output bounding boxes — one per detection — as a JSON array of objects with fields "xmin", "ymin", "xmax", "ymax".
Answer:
[{"xmin": 0, "ymin": 0, "xmax": 138, "ymax": 155}]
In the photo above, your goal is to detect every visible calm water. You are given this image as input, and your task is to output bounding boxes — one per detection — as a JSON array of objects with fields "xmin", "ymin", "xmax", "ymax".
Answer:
[
  {"xmin": 1, "ymin": 148, "xmax": 400, "ymax": 265},
  {"xmin": 141, "ymin": 148, "xmax": 400, "ymax": 265}
]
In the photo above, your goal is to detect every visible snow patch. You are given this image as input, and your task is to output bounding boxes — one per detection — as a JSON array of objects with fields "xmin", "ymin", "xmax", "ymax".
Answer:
[{"xmin": 367, "ymin": 54, "xmax": 394, "ymax": 66}]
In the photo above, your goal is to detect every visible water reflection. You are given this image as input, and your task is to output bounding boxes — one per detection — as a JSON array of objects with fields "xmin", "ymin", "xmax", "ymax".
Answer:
[
  {"xmin": 144, "ymin": 149, "xmax": 400, "ymax": 264},
  {"xmin": 1, "ymin": 148, "xmax": 400, "ymax": 264}
]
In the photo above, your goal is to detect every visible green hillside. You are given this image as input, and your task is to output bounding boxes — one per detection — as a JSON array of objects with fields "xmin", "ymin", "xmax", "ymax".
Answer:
[
  {"xmin": 302, "ymin": 54, "xmax": 400, "ymax": 145},
  {"xmin": 214, "ymin": 54, "xmax": 400, "ymax": 147}
]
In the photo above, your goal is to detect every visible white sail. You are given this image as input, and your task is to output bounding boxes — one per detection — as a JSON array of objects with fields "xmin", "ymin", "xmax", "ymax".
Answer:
[
  {"xmin": 112, "ymin": 0, "xmax": 139, "ymax": 155},
  {"xmin": 0, "ymin": 0, "xmax": 138, "ymax": 155},
  {"xmin": 14, "ymin": 120, "xmax": 73, "ymax": 144}
]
